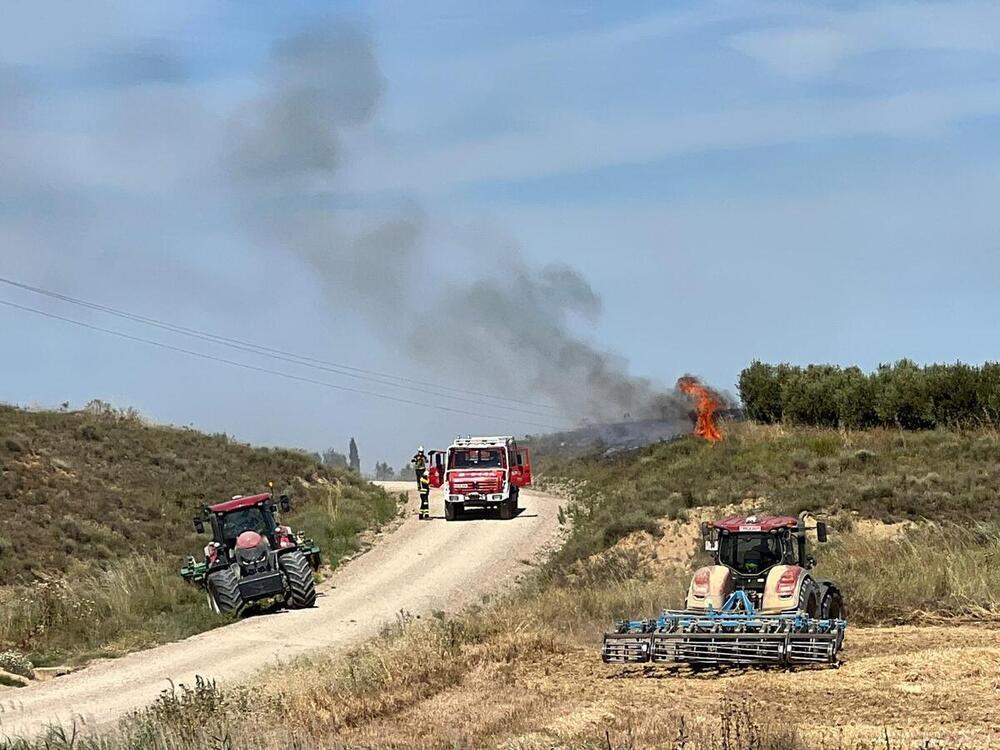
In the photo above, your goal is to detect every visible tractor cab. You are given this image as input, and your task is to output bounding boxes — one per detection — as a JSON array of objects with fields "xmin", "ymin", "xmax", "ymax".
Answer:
[
  {"xmin": 193, "ymin": 493, "xmax": 292, "ymax": 550},
  {"xmin": 702, "ymin": 513, "xmax": 828, "ymax": 577},
  {"xmin": 688, "ymin": 512, "xmax": 838, "ymax": 617}
]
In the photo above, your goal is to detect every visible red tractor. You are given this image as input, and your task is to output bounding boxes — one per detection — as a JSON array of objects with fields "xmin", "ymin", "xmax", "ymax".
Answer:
[
  {"xmin": 180, "ymin": 492, "xmax": 320, "ymax": 615},
  {"xmin": 427, "ymin": 436, "xmax": 532, "ymax": 520}
]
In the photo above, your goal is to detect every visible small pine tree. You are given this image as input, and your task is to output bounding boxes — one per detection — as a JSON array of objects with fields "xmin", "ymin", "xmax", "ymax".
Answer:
[{"xmin": 349, "ymin": 438, "xmax": 360, "ymax": 473}]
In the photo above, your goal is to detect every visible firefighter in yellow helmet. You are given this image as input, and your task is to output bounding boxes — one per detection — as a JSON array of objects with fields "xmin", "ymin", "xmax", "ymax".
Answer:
[{"xmin": 412, "ymin": 446, "xmax": 430, "ymax": 520}]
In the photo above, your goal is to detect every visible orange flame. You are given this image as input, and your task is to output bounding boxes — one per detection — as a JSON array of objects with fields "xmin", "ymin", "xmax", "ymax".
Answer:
[{"xmin": 677, "ymin": 376, "xmax": 723, "ymax": 442}]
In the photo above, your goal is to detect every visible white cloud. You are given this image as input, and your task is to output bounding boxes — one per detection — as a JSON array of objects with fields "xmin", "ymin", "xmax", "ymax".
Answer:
[
  {"xmin": 337, "ymin": 83, "xmax": 1000, "ymax": 195},
  {"xmin": 729, "ymin": 27, "xmax": 862, "ymax": 80},
  {"xmin": 729, "ymin": 1, "xmax": 1000, "ymax": 80}
]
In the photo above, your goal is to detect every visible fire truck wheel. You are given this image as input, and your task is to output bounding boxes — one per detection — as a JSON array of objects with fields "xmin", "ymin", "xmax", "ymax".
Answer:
[
  {"xmin": 445, "ymin": 502, "xmax": 462, "ymax": 521},
  {"xmin": 499, "ymin": 497, "xmax": 514, "ymax": 520}
]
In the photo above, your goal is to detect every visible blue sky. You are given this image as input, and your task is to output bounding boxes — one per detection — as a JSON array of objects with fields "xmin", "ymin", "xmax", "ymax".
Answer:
[{"xmin": 3, "ymin": 1, "xmax": 1000, "ymax": 469}]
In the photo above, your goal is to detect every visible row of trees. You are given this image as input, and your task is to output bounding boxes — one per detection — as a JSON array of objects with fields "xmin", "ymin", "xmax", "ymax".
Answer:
[
  {"xmin": 739, "ymin": 359, "xmax": 1000, "ymax": 429},
  {"xmin": 373, "ymin": 461, "xmax": 414, "ymax": 481},
  {"xmin": 318, "ymin": 437, "xmax": 361, "ymax": 473},
  {"xmin": 318, "ymin": 439, "xmax": 413, "ymax": 480}
]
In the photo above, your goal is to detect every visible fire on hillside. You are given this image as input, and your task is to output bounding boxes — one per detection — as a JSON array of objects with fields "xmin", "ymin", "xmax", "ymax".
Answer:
[{"xmin": 677, "ymin": 376, "xmax": 724, "ymax": 442}]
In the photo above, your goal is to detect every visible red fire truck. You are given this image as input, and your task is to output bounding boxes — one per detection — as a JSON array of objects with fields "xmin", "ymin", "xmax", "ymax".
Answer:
[{"xmin": 428, "ymin": 436, "xmax": 532, "ymax": 521}]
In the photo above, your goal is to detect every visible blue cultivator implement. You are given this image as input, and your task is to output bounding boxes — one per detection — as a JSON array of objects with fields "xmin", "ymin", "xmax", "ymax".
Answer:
[
  {"xmin": 602, "ymin": 590, "xmax": 846, "ymax": 666},
  {"xmin": 603, "ymin": 513, "xmax": 849, "ymax": 668}
]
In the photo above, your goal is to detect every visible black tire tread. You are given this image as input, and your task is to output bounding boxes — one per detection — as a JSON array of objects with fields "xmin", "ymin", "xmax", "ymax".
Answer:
[
  {"xmin": 797, "ymin": 576, "xmax": 819, "ymax": 618},
  {"xmin": 280, "ymin": 550, "xmax": 316, "ymax": 609},
  {"xmin": 821, "ymin": 588, "xmax": 846, "ymax": 620},
  {"xmin": 207, "ymin": 567, "xmax": 244, "ymax": 615}
]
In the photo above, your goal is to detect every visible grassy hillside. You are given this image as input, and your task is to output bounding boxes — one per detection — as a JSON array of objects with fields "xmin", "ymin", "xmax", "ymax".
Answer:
[
  {"xmin": 536, "ymin": 420, "xmax": 1000, "ymax": 567},
  {"xmin": 10, "ymin": 423, "xmax": 999, "ymax": 749},
  {"xmin": 0, "ymin": 402, "xmax": 399, "ymax": 665},
  {"xmin": 535, "ymin": 421, "xmax": 1000, "ymax": 623}
]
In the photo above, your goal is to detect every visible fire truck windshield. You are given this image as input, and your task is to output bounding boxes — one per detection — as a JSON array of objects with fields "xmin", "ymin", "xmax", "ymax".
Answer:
[{"xmin": 449, "ymin": 448, "xmax": 505, "ymax": 469}]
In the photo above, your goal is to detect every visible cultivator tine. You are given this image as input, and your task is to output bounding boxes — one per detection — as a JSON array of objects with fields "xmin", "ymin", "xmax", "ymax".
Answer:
[
  {"xmin": 645, "ymin": 631, "xmax": 841, "ymax": 666},
  {"xmin": 785, "ymin": 632, "xmax": 840, "ymax": 664},
  {"xmin": 651, "ymin": 632, "xmax": 786, "ymax": 665},
  {"xmin": 601, "ymin": 632, "xmax": 653, "ymax": 663}
]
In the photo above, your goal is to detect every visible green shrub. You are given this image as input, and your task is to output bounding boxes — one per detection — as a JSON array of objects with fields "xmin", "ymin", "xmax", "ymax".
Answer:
[
  {"xmin": 739, "ymin": 359, "xmax": 1000, "ymax": 430},
  {"xmin": 781, "ymin": 365, "xmax": 842, "ymax": 427},
  {"xmin": 0, "ymin": 650, "xmax": 33, "ymax": 677},
  {"xmin": 76, "ymin": 423, "xmax": 102, "ymax": 441},
  {"xmin": 738, "ymin": 360, "xmax": 790, "ymax": 423},
  {"xmin": 874, "ymin": 360, "xmax": 935, "ymax": 429},
  {"xmin": 836, "ymin": 366, "xmax": 877, "ymax": 428},
  {"xmin": 4, "ymin": 438, "xmax": 25, "ymax": 453}
]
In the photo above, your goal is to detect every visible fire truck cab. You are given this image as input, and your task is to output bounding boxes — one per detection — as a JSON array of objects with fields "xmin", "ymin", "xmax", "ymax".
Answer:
[{"xmin": 428, "ymin": 436, "xmax": 531, "ymax": 521}]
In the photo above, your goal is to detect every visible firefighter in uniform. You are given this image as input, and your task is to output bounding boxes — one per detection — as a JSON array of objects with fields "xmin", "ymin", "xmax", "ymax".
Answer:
[
  {"xmin": 417, "ymin": 471, "xmax": 430, "ymax": 520},
  {"xmin": 412, "ymin": 447, "xmax": 430, "ymax": 520}
]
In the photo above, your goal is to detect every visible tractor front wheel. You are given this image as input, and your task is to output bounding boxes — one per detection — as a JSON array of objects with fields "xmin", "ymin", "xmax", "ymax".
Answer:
[
  {"xmin": 207, "ymin": 568, "xmax": 244, "ymax": 615},
  {"xmin": 280, "ymin": 550, "xmax": 317, "ymax": 609}
]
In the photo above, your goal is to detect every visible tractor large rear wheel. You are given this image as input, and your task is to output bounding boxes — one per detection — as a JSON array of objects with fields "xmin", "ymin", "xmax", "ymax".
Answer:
[
  {"xmin": 797, "ymin": 577, "xmax": 820, "ymax": 618},
  {"xmin": 280, "ymin": 550, "xmax": 316, "ymax": 609},
  {"xmin": 207, "ymin": 568, "xmax": 244, "ymax": 615},
  {"xmin": 821, "ymin": 588, "xmax": 845, "ymax": 620}
]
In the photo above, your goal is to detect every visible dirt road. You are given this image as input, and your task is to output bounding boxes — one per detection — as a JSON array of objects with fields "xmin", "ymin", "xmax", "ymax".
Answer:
[{"xmin": 0, "ymin": 484, "xmax": 563, "ymax": 739}]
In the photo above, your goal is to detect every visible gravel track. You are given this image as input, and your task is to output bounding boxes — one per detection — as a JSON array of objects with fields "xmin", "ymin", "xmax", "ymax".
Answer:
[{"xmin": 0, "ymin": 483, "xmax": 563, "ymax": 738}]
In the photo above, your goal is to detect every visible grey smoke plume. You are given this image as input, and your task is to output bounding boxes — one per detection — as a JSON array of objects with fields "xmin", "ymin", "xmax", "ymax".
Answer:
[{"xmin": 228, "ymin": 21, "xmax": 687, "ymax": 426}]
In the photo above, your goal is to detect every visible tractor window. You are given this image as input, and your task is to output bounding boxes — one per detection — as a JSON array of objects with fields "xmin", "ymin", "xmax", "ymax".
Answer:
[
  {"xmin": 719, "ymin": 532, "xmax": 788, "ymax": 574},
  {"xmin": 449, "ymin": 448, "xmax": 505, "ymax": 469},
  {"xmin": 219, "ymin": 507, "xmax": 270, "ymax": 544}
]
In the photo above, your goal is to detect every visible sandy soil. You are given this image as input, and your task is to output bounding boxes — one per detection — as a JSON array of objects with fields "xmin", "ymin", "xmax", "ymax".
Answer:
[{"xmin": 0, "ymin": 483, "xmax": 564, "ymax": 739}]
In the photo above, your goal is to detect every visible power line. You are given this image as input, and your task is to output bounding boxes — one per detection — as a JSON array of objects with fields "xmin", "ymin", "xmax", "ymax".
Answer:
[
  {"xmin": 0, "ymin": 275, "xmax": 560, "ymax": 417},
  {"xmin": 0, "ymin": 297, "xmax": 571, "ymax": 432}
]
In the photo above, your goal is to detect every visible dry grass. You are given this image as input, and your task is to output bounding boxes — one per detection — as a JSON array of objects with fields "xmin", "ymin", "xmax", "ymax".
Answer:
[
  {"xmin": 536, "ymin": 423, "xmax": 1000, "ymax": 568},
  {"xmin": 0, "ymin": 402, "xmax": 396, "ymax": 582},
  {"xmin": 0, "ymin": 558, "xmax": 218, "ymax": 666},
  {"xmin": 0, "ymin": 403, "xmax": 399, "ymax": 664},
  {"xmin": 7, "ymin": 423, "xmax": 1000, "ymax": 748},
  {"xmin": 822, "ymin": 522, "xmax": 1000, "ymax": 624},
  {"xmin": 10, "ymin": 594, "xmax": 997, "ymax": 750}
]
